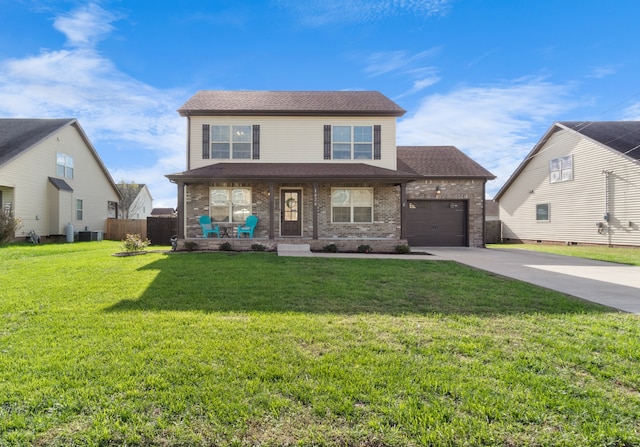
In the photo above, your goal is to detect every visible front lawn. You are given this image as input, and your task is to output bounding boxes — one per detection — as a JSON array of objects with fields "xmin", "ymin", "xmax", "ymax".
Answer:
[
  {"xmin": 1, "ymin": 242, "xmax": 639, "ymax": 446},
  {"xmin": 488, "ymin": 243, "xmax": 640, "ymax": 266}
]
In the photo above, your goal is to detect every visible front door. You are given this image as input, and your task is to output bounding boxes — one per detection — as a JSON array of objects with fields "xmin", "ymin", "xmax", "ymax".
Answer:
[{"xmin": 281, "ymin": 189, "xmax": 302, "ymax": 236}]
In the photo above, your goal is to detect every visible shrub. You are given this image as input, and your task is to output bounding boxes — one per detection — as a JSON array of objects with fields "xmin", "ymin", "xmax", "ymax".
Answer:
[
  {"xmin": 121, "ymin": 234, "xmax": 150, "ymax": 253},
  {"xmin": 394, "ymin": 244, "xmax": 411, "ymax": 254},
  {"xmin": 357, "ymin": 244, "xmax": 372, "ymax": 253},
  {"xmin": 0, "ymin": 214, "xmax": 21, "ymax": 245},
  {"xmin": 322, "ymin": 243, "xmax": 338, "ymax": 253},
  {"xmin": 183, "ymin": 241, "xmax": 198, "ymax": 251},
  {"xmin": 219, "ymin": 242, "xmax": 233, "ymax": 251},
  {"xmin": 251, "ymin": 243, "xmax": 266, "ymax": 252}
]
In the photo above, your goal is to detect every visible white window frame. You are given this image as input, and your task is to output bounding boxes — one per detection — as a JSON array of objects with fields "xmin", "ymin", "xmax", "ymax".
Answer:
[
  {"xmin": 331, "ymin": 188, "xmax": 373, "ymax": 223},
  {"xmin": 209, "ymin": 187, "xmax": 252, "ymax": 223},
  {"xmin": 549, "ymin": 155, "xmax": 573, "ymax": 183},
  {"xmin": 211, "ymin": 125, "xmax": 252, "ymax": 159},
  {"xmin": 332, "ymin": 126, "xmax": 373, "ymax": 160},
  {"xmin": 76, "ymin": 199, "xmax": 84, "ymax": 221},
  {"xmin": 57, "ymin": 153, "xmax": 74, "ymax": 179},
  {"xmin": 536, "ymin": 203, "xmax": 550, "ymax": 222}
]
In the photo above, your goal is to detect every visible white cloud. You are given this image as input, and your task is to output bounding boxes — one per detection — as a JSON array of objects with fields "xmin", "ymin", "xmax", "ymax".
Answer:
[
  {"xmin": 0, "ymin": 3, "xmax": 186, "ymax": 208},
  {"xmin": 277, "ymin": 0, "xmax": 451, "ymax": 26},
  {"xmin": 397, "ymin": 79, "xmax": 580, "ymax": 197}
]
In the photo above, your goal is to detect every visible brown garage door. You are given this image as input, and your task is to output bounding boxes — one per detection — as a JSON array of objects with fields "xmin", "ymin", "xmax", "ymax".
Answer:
[{"xmin": 407, "ymin": 200, "xmax": 467, "ymax": 246}]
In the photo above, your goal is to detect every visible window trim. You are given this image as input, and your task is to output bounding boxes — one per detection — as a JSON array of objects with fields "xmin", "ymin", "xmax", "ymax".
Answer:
[
  {"xmin": 536, "ymin": 203, "xmax": 550, "ymax": 222},
  {"xmin": 331, "ymin": 187, "xmax": 374, "ymax": 224},
  {"xmin": 208, "ymin": 125, "xmax": 257, "ymax": 160},
  {"xmin": 549, "ymin": 155, "xmax": 573, "ymax": 184},
  {"xmin": 327, "ymin": 125, "xmax": 374, "ymax": 160},
  {"xmin": 76, "ymin": 199, "xmax": 84, "ymax": 221},
  {"xmin": 57, "ymin": 153, "xmax": 74, "ymax": 179},
  {"xmin": 209, "ymin": 187, "xmax": 252, "ymax": 223}
]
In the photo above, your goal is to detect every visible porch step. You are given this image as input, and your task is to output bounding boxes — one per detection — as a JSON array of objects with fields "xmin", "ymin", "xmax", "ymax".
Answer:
[{"xmin": 277, "ymin": 243, "xmax": 312, "ymax": 257}]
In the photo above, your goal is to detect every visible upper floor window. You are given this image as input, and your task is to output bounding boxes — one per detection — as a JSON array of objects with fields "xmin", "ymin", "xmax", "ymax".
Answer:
[
  {"xmin": 550, "ymin": 155, "xmax": 572, "ymax": 183},
  {"xmin": 324, "ymin": 125, "xmax": 380, "ymax": 160},
  {"xmin": 57, "ymin": 153, "xmax": 74, "ymax": 179},
  {"xmin": 332, "ymin": 126, "xmax": 372, "ymax": 159},
  {"xmin": 211, "ymin": 125, "xmax": 251, "ymax": 159}
]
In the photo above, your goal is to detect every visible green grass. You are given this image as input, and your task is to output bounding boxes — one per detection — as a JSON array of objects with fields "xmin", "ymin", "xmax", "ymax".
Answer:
[
  {"xmin": 1, "ymin": 242, "xmax": 639, "ymax": 446},
  {"xmin": 488, "ymin": 243, "xmax": 640, "ymax": 266}
]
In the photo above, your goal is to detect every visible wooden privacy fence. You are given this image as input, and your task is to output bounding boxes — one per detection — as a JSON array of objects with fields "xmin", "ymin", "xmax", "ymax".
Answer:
[
  {"xmin": 105, "ymin": 218, "xmax": 147, "ymax": 241},
  {"xmin": 485, "ymin": 220, "xmax": 502, "ymax": 244}
]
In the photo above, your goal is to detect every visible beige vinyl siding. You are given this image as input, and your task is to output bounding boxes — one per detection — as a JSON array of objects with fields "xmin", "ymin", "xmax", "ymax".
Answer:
[
  {"xmin": 189, "ymin": 116, "xmax": 397, "ymax": 170},
  {"xmin": 500, "ymin": 129, "xmax": 640, "ymax": 246},
  {"xmin": 0, "ymin": 124, "xmax": 120, "ymax": 237}
]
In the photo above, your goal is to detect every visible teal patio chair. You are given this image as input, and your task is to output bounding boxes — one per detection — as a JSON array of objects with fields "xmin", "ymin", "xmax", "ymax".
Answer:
[
  {"xmin": 199, "ymin": 215, "xmax": 220, "ymax": 238},
  {"xmin": 237, "ymin": 215, "xmax": 258, "ymax": 238}
]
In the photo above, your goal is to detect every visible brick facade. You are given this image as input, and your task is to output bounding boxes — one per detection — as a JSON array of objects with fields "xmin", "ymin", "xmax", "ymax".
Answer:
[
  {"xmin": 185, "ymin": 182, "xmax": 402, "ymax": 241},
  {"xmin": 406, "ymin": 178, "xmax": 487, "ymax": 247}
]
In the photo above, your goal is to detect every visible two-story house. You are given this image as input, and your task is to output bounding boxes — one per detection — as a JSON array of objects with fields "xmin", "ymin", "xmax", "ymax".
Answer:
[
  {"xmin": 0, "ymin": 118, "xmax": 121, "ymax": 241},
  {"xmin": 166, "ymin": 91, "xmax": 494, "ymax": 250}
]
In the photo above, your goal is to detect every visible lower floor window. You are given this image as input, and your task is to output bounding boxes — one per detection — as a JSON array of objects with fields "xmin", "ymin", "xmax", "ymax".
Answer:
[
  {"xmin": 209, "ymin": 187, "xmax": 252, "ymax": 223},
  {"xmin": 331, "ymin": 188, "xmax": 373, "ymax": 223},
  {"xmin": 536, "ymin": 203, "xmax": 549, "ymax": 221},
  {"xmin": 76, "ymin": 199, "xmax": 84, "ymax": 220}
]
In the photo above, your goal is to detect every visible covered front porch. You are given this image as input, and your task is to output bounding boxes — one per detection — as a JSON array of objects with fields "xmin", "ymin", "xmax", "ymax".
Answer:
[{"xmin": 167, "ymin": 162, "xmax": 422, "ymax": 248}]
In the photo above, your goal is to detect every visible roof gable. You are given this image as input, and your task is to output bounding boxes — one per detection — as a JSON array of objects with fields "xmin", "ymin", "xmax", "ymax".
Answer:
[
  {"xmin": 178, "ymin": 90, "xmax": 406, "ymax": 117},
  {"xmin": 495, "ymin": 121, "xmax": 640, "ymax": 200},
  {"xmin": 0, "ymin": 118, "xmax": 75, "ymax": 166},
  {"xmin": 397, "ymin": 146, "xmax": 495, "ymax": 178}
]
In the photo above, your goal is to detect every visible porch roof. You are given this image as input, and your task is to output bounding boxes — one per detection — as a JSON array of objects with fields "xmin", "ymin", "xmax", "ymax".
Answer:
[{"xmin": 166, "ymin": 163, "xmax": 422, "ymax": 184}]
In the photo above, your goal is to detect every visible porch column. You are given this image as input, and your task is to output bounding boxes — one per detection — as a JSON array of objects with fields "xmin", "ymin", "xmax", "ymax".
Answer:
[
  {"xmin": 400, "ymin": 183, "xmax": 407, "ymax": 240},
  {"xmin": 177, "ymin": 182, "xmax": 185, "ymax": 239},
  {"xmin": 269, "ymin": 182, "xmax": 275, "ymax": 240},
  {"xmin": 312, "ymin": 182, "xmax": 318, "ymax": 239}
]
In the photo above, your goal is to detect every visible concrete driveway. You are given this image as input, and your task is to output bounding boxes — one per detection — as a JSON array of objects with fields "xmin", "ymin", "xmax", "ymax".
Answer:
[{"xmin": 421, "ymin": 247, "xmax": 640, "ymax": 314}]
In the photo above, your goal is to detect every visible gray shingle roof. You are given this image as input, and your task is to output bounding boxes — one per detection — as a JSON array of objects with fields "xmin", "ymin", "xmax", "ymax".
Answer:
[
  {"xmin": 397, "ymin": 146, "xmax": 495, "ymax": 178},
  {"xmin": 178, "ymin": 91, "xmax": 406, "ymax": 117},
  {"xmin": 48, "ymin": 177, "xmax": 73, "ymax": 192},
  {"xmin": 559, "ymin": 121, "xmax": 640, "ymax": 160},
  {"xmin": 0, "ymin": 118, "xmax": 75, "ymax": 166},
  {"xmin": 166, "ymin": 162, "xmax": 421, "ymax": 183}
]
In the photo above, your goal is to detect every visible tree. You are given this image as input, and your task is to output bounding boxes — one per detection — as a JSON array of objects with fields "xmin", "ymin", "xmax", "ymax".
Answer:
[
  {"xmin": 116, "ymin": 180, "xmax": 144, "ymax": 219},
  {"xmin": 0, "ymin": 211, "xmax": 21, "ymax": 245}
]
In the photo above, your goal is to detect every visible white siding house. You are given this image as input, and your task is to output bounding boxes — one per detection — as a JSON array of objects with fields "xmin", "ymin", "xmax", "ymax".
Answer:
[
  {"xmin": 495, "ymin": 121, "xmax": 640, "ymax": 247},
  {"xmin": 0, "ymin": 119, "xmax": 121, "ymax": 240}
]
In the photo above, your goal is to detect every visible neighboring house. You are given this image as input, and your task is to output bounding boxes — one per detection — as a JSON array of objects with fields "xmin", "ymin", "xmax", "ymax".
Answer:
[
  {"xmin": 166, "ymin": 91, "xmax": 494, "ymax": 249},
  {"xmin": 117, "ymin": 183, "xmax": 153, "ymax": 219},
  {"xmin": 150, "ymin": 207, "xmax": 176, "ymax": 217},
  {"xmin": 0, "ymin": 118, "xmax": 121, "ymax": 240},
  {"xmin": 495, "ymin": 121, "xmax": 640, "ymax": 247},
  {"xmin": 398, "ymin": 146, "xmax": 495, "ymax": 247}
]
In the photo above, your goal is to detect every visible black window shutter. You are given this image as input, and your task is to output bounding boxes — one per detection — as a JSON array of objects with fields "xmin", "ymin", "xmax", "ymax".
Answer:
[
  {"xmin": 324, "ymin": 125, "xmax": 331, "ymax": 160},
  {"xmin": 374, "ymin": 125, "xmax": 381, "ymax": 160},
  {"xmin": 202, "ymin": 124, "xmax": 210, "ymax": 159},
  {"xmin": 252, "ymin": 125, "xmax": 260, "ymax": 159}
]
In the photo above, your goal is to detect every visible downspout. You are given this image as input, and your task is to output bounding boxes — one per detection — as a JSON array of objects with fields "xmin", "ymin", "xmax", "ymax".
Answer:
[
  {"xmin": 603, "ymin": 170, "xmax": 612, "ymax": 246},
  {"xmin": 400, "ymin": 183, "xmax": 407, "ymax": 240},
  {"xmin": 482, "ymin": 179, "xmax": 487, "ymax": 248}
]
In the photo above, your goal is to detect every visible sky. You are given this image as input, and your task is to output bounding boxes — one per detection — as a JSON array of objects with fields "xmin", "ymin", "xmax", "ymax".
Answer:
[{"xmin": 1, "ymin": 0, "xmax": 640, "ymax": 208}]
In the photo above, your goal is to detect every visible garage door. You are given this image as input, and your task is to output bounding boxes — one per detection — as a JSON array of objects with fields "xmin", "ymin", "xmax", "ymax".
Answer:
[{"xmin": 407, "ymin": 200, "xmax": 467, "ymax": 246}]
